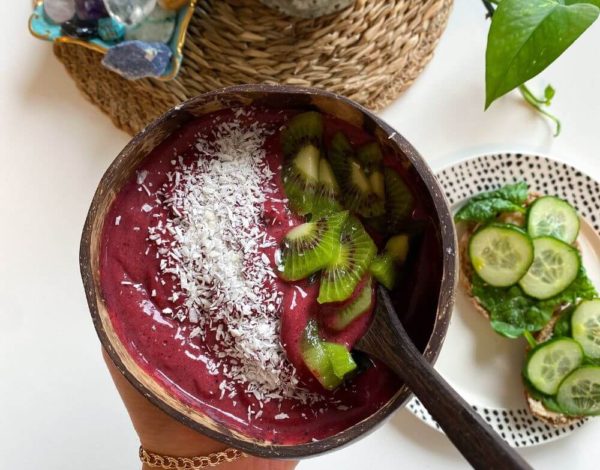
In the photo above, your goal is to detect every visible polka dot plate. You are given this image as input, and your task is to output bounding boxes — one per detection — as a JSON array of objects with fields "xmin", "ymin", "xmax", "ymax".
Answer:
[{"xmin": 407, "ymin": 153, "xmax": 600, "ymax": 448}]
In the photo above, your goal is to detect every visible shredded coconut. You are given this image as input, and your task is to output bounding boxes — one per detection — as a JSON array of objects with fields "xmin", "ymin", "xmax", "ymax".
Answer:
[
  {"xmin": 295, "ymin": 286, "xmax": 308, "ymax": 299},
  {"xmin": 147, "ymin": 116, "xmax": 318, "ymax": 412},
  {"xmin": 137, "ymin": 170, "xmax": 148, "ymax": 185}
]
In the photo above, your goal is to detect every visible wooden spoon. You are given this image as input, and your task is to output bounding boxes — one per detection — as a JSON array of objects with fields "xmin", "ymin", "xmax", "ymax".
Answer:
[{"xmin": 355, "ymin": 286, "xmax": 532, "ymax": 469}]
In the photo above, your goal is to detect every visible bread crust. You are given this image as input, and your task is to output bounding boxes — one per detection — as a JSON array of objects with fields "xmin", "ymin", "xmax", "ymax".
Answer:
[{"xmin": 458, "ymin": 194, "xmax": 582, "ymax": 426}]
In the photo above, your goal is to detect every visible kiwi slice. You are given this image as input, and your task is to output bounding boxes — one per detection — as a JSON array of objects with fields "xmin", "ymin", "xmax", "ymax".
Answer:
[
  {"xmin": 318, "ymin": 216, "xmax": 377, "ymax": 303},
  {"xmin": 369, "ymin": 169, "xmax": 385, "ymax": 201},
  {"xmin": 278, "ymin": 211, "xmax": 349, "ymax": 281},
  {"xmin": 356, "ymin": 142, "xmax": 383, "ymax": 173},
  {"xmin": 301, "ymin": 320, "xmax": 341, "ymax": 390},
  {"xmin": 323, "ymin": 343, "xmax": 357, "ymax": 378},
  {"xmin": 369, "ymin": 254, "xmax": 396, "ymax": 290},
  {"xmin": 344, "ymin": 160, "xmax": 386, "ymax": 217},
  {"xmin": 327, "ymin": 132, "xmax": 354, "ymax": 182},
  {"xmin": 385, "ymin": 234, "xmax": 409, "ymax": 264},
  {"xmin": 301, "ymin": 320, "xmax": 356, "ymax": 389},
  {"xmin": 329, "ymin": 277, "xmax": 374, "ymax": 330},
  {"xmin": 282, "ymin": 144, "xmax": 320, "ymax": 215},
  {"xmin": 280, "ymin": 111, "xmax": 323, "ymax": 159},
  {"xmin": 327, "ymin": 132, "xmax": 385, "ymax": 217},
  {"xmin": 369, "ymin": 234, "xmax": 409, "ymax": 289},
  {"xmin": 312, "ymin": 159, "xmax": 343, "ymax": 216},
  {"xmin": 384, "ymin": 167, "xmax": 414, "ymax": 228}
]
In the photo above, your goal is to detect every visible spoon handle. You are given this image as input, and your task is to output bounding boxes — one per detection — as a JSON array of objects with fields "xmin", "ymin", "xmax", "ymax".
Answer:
[{"xmin": 362, "ymin": 288, "xmax": 532, "ymax": 470}]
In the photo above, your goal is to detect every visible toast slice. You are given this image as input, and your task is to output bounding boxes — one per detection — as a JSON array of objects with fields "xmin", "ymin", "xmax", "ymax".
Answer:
[
  {"xmin": 458, "ymin": 195, "xmax": 583, "ymax": 426},
  {"xmin": 524, "ymin": 314, "xmax": 582, "ymax": 426}
]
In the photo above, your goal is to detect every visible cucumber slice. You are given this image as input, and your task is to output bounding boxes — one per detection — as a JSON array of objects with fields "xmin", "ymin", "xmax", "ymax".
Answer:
[
  {"xmin": 468, "ymin": 224, "xmax": 534, "ymax": 287},
  {"xmin": 524, "ymin": 338, "xmax": 583, "ymax": 395},
  {"xmin": 556, "ymin": 366, "xmax": 600, "ymax": 416},
  {"xmin": 528, "ymin": 196, "xmax": 580, "ymax": 244},
  {"xmin": 572, "ymin": 299, "xmax": 600, "ymax": 359},
  {"xmin": 519, "ymin": 237, "xmax": 580, "ymax": 300}
]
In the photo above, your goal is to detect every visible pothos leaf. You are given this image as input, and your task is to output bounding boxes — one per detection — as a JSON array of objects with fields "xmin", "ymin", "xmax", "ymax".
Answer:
[
  {"xmin": 485, "ymin": 0, "xmax": 599, "ymax": 108},
  {"xmin": 565, "ymin": 1, "xmax": 600, "ymax": 7},
  {"xmin": 544, "ymin": 84, "xmax": 556, "ymax": 102}
]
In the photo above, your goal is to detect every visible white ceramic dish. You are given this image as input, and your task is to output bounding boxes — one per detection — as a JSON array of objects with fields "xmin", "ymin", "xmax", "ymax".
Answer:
[{"xmin": 408, "ymin": 153, "xmax": 600, "ymax": 447}]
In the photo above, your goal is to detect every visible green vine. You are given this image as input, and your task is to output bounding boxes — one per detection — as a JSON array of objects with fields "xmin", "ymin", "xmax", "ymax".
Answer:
[{"xmin": 481, "ymin": 0, "xmax": 600, "ymax": 137}]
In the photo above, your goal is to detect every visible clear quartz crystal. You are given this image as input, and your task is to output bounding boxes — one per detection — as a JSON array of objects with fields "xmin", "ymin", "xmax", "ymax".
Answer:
[{"xmin": 103, "ymin": 0, "xmax": 157, "ymax": 26}]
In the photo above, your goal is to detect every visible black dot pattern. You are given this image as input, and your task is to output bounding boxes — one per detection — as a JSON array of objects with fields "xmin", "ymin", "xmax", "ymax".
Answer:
[
  {"xmin": 407, "ymin": 397, "xmax": 586, "ymax": 448},
  {"xmin": 436, "ymin": 153, "xmax": 600, "ymax": 232},
  {"xmin": 406, "ymin": 153, "xmax": 597, "ymax": 447}
]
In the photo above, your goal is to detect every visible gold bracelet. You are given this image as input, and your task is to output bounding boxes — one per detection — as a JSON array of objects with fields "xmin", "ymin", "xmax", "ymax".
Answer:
[{"xmin": 139, "ymin": 446, "xmax": 247, "ymax": 469}]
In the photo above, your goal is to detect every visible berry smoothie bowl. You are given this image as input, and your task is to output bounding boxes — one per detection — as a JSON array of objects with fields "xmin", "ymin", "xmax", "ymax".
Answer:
[{"xmin": 80, "ymin": 85, "xmax": 457, "ymax": 458}]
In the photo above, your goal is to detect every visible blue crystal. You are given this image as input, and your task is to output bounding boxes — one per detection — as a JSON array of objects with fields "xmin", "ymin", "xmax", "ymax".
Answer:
[
  {"xmin": 75, "ymin": 0, "xmax": 108, "ymax": 20},
  {"xmin": 98, "ymin": 17, "xmax": 126, "ymax": 42},
  {"xmin": 102, "ymin": 40, "xmax": 172, "ymax": 79}
]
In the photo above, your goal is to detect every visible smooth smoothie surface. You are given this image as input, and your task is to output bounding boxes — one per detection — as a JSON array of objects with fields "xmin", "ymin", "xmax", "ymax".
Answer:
[{"xmin": 100, "ymin": 108, "xmax": 407, "ymax": 443}]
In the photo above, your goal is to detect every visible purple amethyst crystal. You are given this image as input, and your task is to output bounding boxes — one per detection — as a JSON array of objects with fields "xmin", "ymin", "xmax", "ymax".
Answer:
[{"xmin": 74, "ymin": 0, "xmax": 108, "ymax": 20}]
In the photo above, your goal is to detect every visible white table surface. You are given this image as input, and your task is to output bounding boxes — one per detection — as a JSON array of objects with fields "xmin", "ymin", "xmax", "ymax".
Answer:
[{"xmin": 2, "ymin": 0, "xmax": 600, "ymax": 468}]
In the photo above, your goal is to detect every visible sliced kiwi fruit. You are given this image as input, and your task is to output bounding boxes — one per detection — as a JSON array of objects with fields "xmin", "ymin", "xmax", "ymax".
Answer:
[
  {"xmin": 327, "ymin": 132, "xmax": 354, "ymax": 182},
  {"xmin": 282, "ymin": 144, "xmax": 320, "ymax": 215},
  {"xmin": 369, "ymin": 254, "xmax": 396, "ymax": 290},
  {"xmin": 344, "ymin": 159, "xmax": 373, "ymax": 209},
  {"xmin": 343, "ymin": 160, "xmax": 386, "ymax": 217},
  {"xmin": 323, "ymin": 343, "xmax": 357, "ymax": 378},
  {"xmin": 301, "ymin": 320, "xmax": 341, "ymax": 390},
  {"xmin": 278, "ymin": 211, "xmax": 349, "ymax": 281},
  {"xmin": 301, "ymin": 320, "xmax": 356, "ymax": 390},
  {"xmin": 363, "ymin": 214, "xmax": 388, "ymax": 236},
  {"xmin": 280, "ymin": 111, "xmax": 323, "ymax": 159},
  {"xmin": 356, "ymin": 142, "xmax": 383, "ymax": 173},
  {"xmin": 329, "ymin": 277, "xmax": 374, "ymax": 330},
  {"xmin": 369, "ymin": 234, "xmax": 410, "ymax": 289},
  {"xmin": 326, "ymin": 133, "xmax": 386, "ymax": 218},
  {"xmin": 369, "ymin": 169, "xmax": 385, "ymax": 201},
  {"xmin": 312, "ymin": 159, "xmax": 343, "ymax": 216},
  {"xmin": 385, "ymin": 234, "xmax": 410, "ymax": 264},
  {"xmin": 384, "ymin": 167, "xmax": 414, "ymax": 228},
  {"xmin": 318, "ymin": 216, "xmax": 377, "ymax": 303}
]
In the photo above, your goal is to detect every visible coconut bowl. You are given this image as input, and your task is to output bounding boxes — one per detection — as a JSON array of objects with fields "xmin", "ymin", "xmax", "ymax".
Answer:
[{"xmin": 80, "ymin": 84, "xmax": 458, "ymax": 459}]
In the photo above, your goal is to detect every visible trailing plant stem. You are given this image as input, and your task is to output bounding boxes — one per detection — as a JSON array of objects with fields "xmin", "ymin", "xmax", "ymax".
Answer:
[{"xmin": 519, "ymin": 84, "xmax": 562, "ymax": 136}]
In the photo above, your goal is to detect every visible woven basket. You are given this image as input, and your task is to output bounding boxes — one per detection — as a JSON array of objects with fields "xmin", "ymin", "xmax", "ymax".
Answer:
[{"xmin": 54, "ymin": 0, "xmax": 453, "ymax": 135}]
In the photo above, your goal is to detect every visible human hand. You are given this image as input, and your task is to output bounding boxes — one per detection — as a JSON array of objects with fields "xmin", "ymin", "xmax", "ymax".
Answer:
[{"xmin": 103, "ymin": 349, "xmax": 298, "ymax": 470}]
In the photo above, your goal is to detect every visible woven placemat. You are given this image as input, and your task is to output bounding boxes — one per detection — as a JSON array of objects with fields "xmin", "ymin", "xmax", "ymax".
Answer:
[{"xmin": 54, "ymin": 0, "xmax": 453, "ymax": 135}]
